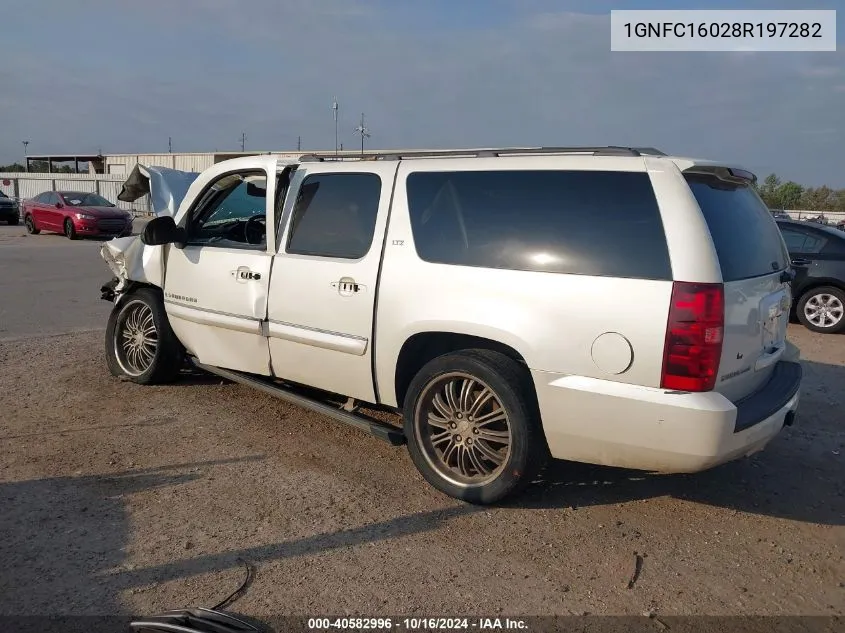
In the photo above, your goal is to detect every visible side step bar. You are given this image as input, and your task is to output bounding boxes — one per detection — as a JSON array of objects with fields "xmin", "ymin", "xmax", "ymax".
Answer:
[{"xmin": 193, "ymin": 361, "xmax": 406, "ymax": 446}]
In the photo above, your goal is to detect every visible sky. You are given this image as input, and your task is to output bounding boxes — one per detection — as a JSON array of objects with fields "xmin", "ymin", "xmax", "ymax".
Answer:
[{"xmin": 2, "ymin": 0, "xmax": 843, "ymax": 186}]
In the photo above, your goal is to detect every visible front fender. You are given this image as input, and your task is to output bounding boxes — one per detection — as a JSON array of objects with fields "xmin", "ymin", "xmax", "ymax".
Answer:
[{"xmin": 100, "ymin": 235, "xmax": 165, "ymax": 289}]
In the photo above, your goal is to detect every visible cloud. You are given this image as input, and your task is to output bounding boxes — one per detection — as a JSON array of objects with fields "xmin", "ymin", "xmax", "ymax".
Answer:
[{"xmin": 1, "ymin": 1, "xmax": 843, "ymax": 186}]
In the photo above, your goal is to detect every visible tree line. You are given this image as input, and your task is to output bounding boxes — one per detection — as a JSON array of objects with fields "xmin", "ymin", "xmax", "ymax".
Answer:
[{"xmin": 753, "ymin": 174, "xmax": 844, "ymax": 212}]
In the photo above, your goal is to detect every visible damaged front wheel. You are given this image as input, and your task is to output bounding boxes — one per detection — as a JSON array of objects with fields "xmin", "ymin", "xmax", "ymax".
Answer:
[{"xmin": 105, "ymin": 288, "xmax": 183, "ymax": 384}]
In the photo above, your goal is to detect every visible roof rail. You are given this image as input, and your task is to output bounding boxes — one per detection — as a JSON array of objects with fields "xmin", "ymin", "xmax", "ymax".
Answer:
[{"xmin": 298, "ymin": 146, "xmax": 666, "ymax": 162}]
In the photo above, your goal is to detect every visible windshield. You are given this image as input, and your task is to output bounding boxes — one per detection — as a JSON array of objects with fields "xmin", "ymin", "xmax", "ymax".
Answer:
[
  {"xmin": 61, "ymin": 192, "xmax": 115, "ymax": 207},
  {"xmin": 685, "ymin": 174, "xmax": 789, "ymax": 282},
  {"xmin": 0, "ymin": 191, "xmax": 7, "ymax": 198}
]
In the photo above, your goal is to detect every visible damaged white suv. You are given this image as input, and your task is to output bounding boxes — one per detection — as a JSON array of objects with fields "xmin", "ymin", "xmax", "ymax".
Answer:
[{"xmin": 100, "ymin": 147, "xmax": 802, "ymax": 503}]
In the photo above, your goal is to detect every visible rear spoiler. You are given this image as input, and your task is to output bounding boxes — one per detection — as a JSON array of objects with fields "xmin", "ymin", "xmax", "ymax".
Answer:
[
  {"xmin": 118, "ymin": 164, "xmax": 200, "ymax": 216},
  {"xmin": 682, "ymin": 165, "xmax": 757, "ymax": 185}
]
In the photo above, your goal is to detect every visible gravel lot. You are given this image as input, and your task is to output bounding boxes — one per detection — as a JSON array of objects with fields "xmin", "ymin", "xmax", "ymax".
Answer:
[{"xmin": 0, "ymin": 224, "xmax": 843, "ymax": 622}]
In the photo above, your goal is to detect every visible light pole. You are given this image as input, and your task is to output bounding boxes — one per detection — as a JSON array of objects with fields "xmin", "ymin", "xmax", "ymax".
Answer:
[
  {"xmin": 354, "ymin": 113, "xmax": 370, "ymax": 155},
  {"xmin": 22, "ymin": 141, "xmax": 29, "ymax": 172},
  {"xmin": 332, "ymin": 97, "xmax": 339, "ymax": 154}
]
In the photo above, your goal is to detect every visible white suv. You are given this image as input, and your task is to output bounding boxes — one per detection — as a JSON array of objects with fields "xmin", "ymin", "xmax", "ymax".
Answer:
[{"xmin": 100, "ymin": 146, "xmax": 802, "ymax": 503}]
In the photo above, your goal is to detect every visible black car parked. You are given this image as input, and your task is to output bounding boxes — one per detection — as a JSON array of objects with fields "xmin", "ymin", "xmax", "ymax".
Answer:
[
  {"xmin": 777, "ymin": 219, "xmax": 845, "ymax": 334},
  {"xmin": 0, "ymin": 191, "xmax": 19, "ymax": 225}
]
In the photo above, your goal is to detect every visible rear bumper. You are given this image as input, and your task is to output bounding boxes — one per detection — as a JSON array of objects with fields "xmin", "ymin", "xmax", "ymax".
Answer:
[
  {"xmin": 0, "ymin": 206, "xmax": 19, "ymax": 220},
  {"xmin": 533, "ymin": 360, "xmax": 802, "ymax": 473}
]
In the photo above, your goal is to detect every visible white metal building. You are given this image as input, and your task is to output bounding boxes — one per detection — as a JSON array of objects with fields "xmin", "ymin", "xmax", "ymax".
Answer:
[{"xmin": 3, "ymin": 148, "xmax": 438, "ymax": 213}]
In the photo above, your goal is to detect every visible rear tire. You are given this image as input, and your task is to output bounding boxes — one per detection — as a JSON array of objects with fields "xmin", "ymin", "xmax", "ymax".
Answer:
[
  {"xmin": 24, "ymin": 215, "xmax": 39, "ymax": 234},
  {"xmin": 105, "ymin": 288, "xmax": 184, "ymax": 384},
  {"xmin": 64, "ymin": 218, "xmax": 78, "ymax": 240},
  {"xmin": 403, "ymin": 349, "xmax": 548, "ymax": 504},
  {"xmin": 797, "ymin": 286, "xmax": 845, "ymax": 334}
]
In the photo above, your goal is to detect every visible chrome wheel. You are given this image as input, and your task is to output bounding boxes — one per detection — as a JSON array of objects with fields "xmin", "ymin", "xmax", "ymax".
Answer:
[
  {"xmin": 414, "ymin": 372, "xmax": 512, "ymax": 487},
  {"xmin": 803, "ymin": 293, "xmax": 844, "ymax": 329},
  {"xmin": 114, "ymin": 300, "xmax": 158, "ymax": 376}
]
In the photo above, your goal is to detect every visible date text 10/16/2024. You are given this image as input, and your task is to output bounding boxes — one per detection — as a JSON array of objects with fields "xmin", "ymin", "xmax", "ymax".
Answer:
[{"xmin": 308, "ymin": 617, "xmax": 528, "ymax": 630}]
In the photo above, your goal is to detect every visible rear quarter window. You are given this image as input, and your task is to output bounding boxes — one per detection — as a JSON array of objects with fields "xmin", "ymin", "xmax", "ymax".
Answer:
[
  {"xmin": 405, "ymin": 170, "xmax": 672, "ymax": 280},
  {"xmin": 685, "ymin": 175, "xmax": 788, "ymax": 281}
]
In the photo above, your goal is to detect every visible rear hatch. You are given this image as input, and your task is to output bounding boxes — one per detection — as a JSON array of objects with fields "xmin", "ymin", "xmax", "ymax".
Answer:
[{"xmin": 685, "ymin": 169, "xmax": 791, "ymax": 403}]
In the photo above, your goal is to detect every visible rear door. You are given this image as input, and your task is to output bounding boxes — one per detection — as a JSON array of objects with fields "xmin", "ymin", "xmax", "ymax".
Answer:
[
  {"xmin": 267, "ymin": 161, "xmax": 399, "ymax": 402},
  {"xmin": 685, "ymin": 173, "xmax": 791, "ymax": 402},
  {"xmin": 28, "ymin": 193, "xmax": 47, "ymax": 227},
  {"xmin": 40, "ymin": 193, "xmax": 61, "ymax": 230}
]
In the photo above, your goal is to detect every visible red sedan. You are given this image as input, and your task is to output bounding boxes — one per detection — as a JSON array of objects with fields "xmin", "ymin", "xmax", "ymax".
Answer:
[{"xmin": 22, "ymin": 190, "xmax": 134, "ymax": 239}]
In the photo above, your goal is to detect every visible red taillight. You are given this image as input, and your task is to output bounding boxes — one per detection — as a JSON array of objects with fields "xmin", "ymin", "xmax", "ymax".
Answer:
[{"xmin": 661, "ymin": 282, "xmax": 724, "ymax": 392}]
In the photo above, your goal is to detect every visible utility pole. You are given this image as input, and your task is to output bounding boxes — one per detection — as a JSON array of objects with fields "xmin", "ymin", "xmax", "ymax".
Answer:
[
  {"xmin": 168, "ymin": 137, "xmax": 172, "ymax": 153},
  {"xmin": 241, "ymin": 132, "xmax": 246, "ymax": 152},
  {"xmin": 354, "ymin": 113, "xmax": 370, "ymax": 155},
  {"xmin": 332, "ymin": 97, "xmax": 339, "ymax": 154},
  {"xmin": 22, "ymin": 141, "xmax": 29, "ymax": 172},
  {"xmin": 297, "ymin": 135, "xmax": 301, "ymax": 151}
]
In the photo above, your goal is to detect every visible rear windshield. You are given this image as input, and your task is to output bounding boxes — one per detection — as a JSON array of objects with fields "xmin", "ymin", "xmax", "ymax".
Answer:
[{"xmin": 685, "ymin": 175, "xmax": 788, "ymax": 282}]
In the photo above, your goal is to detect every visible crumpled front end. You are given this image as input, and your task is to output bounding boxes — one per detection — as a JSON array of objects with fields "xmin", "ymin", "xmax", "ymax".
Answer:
[{"xmin": 100, "ymin": 235, "xmax": 165, "ymax": 297}]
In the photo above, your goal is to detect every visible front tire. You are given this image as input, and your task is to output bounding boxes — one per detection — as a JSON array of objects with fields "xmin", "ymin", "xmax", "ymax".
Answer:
[
  {"xmin": 64, "ymin": 218, "xmax": 78, "ymax": 240},
  {"xmin": 403, "ymin": 349, "xmax": 548, "ymax": 504},
  {"xmin": 105, "ymin": 288, "xmax": 184, "ymax": 384},
  {"xmin": 797, "ymin": 286, "xmax": 845, "ymax": 334},
  {"xmin": 24, "ymin": 215, "xmax": 39, "ymax": 234}
]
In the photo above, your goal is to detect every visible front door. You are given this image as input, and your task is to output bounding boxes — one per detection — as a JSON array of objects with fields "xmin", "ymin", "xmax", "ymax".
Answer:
[
  {"xmin": 779, "ymin": 224, "xmax": 827, "ymax": 292},
  {"xmin": 163, "ymin": 166, "xmax": 276, "ymax": 375},
  {"xmin": 267, "ymin": 161, "xmax": 399, "ymax": 402}
]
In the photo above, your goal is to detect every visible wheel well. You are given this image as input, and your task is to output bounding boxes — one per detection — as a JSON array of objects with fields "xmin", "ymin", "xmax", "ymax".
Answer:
[
  {"xmin": 796, "ymin": 280, "xmax": 845, "ymax": 302},
  {"xmin": 116, "ymin": 282, "xmax": 162, "ymax": 307},
  {"xmin": 393, "ymin": 332, "xmax": 534, "ymax": 409}
]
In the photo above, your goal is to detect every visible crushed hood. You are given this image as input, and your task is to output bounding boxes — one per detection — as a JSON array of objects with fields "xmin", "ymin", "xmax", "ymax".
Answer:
[{"xmin": 117, "ymin": 164, "xmax": 200, "ymax": 216}]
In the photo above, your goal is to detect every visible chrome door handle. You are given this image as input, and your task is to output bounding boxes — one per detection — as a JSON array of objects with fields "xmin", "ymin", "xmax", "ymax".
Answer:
[
  {"xmin": 231, "ymin": 267, "xmax": 261, "ymax": 281},
  {"xmin": 331, "ymin": 277, "xmax": 365, "ymax": 296}
]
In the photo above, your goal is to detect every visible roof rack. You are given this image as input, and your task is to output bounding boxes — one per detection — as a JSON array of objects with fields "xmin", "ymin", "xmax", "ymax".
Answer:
[{"xmin": 298, "ymin": 146, "xmax": 667, "ymax": 162}]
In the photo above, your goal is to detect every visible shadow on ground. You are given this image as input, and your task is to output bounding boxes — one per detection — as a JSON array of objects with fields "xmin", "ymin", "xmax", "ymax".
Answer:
[
  {"xmin": 0, "ymin": 457, "xmax": 267, "ymax": 616},
  {"xmin": 513, "ymin": 359, "xmax": 845, "ymax": 526},
  {"xmin": 0, "ymin": 454, "xmax": 481, "ymax": 619},
  {"xmin": 169, "ymin": 359, "xmax": 844, "ymax": 527}
]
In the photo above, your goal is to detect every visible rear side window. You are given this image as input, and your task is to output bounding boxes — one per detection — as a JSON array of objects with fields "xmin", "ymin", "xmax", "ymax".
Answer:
[
  {"xmin": 779, "ymin": 227, "xmax": 826, "ymax": 254},
  {"xmin": 287, "ymin": 173, "xmax": 382, "ymax": 259},
  {"xmin": 685, "ymin": 175, "xmax": 788, "ymax": 281},
  {"xmin": 405, "ymin": 170, "xmax": 671, "ymax": 279}
]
